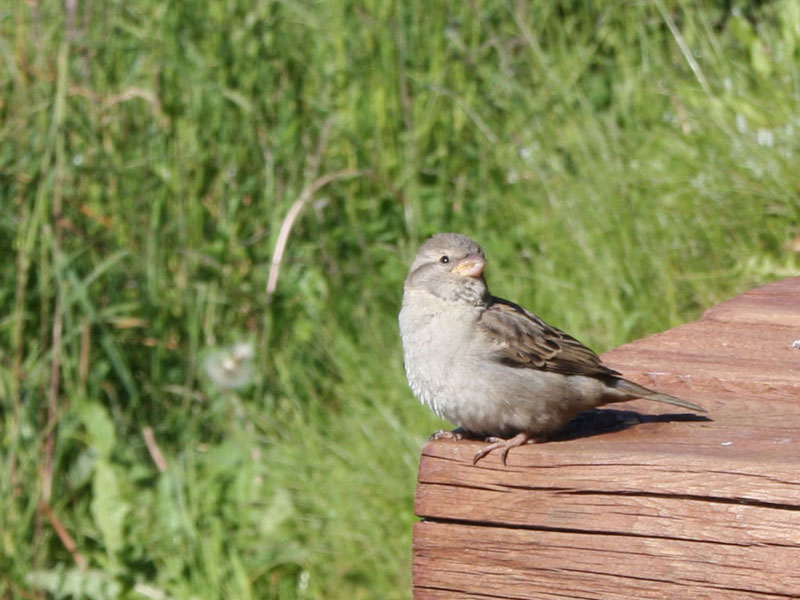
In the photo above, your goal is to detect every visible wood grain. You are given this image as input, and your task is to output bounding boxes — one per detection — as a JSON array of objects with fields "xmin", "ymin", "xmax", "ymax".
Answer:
[
  {"xmin": 413, "ymin": 277, "xmax": 800, "ymax": 599},
  {"xmin": 414, "ymin": 521, "xmax": 800, "ymax": 600}
]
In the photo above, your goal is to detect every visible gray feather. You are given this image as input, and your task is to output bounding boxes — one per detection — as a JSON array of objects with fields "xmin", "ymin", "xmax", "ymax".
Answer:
[{"xmin": 612, "ymin": 378, "xmax": 707, "ymax": 412}]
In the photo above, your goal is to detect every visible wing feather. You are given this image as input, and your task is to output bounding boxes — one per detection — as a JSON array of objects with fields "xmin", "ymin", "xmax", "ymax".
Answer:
[{"xmin": 478, "ymin": 297, "xmax": 620, "ymax": 378}]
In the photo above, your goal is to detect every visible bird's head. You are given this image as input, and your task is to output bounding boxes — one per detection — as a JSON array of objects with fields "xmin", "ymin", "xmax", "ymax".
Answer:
[{"xmin": 404, "ymin": 233, "xmax": 489, "ymax": 305}]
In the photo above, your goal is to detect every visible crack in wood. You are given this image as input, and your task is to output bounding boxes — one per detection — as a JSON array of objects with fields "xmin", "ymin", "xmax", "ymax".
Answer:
[
  {"xmin": 700, "ymin": 469, "xmax": 799, "ymax": 486},
  {"xmin": 413, "ymin": 584, "xmax": 536, "ymax": 600},
  {"xmin": 418, "ymin": 481, "xmax": 800, "ymax": 511},
  {"xmin": 418, "ymin": 480, "xmax": 511, "ymax": 493},
  {"xmin": 562, "ymin": 490, "xmax": 800, "ymax": 511},
  {"xmin": 692, "ymin": 583, "xmax": 800, "ymax": 599},
  {"xmin": 414, "ymin": 583, "xmax": 601, "ymax": 600},
  {"xmin": 416, "ymin": 515, "xmax": 795, "ymax": 548}
]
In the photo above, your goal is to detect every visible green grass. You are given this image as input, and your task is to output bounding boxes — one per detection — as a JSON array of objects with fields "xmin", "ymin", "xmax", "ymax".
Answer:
[{"xmin": 2, "ymin": 1, "xmax": 799, "ymax": 598}]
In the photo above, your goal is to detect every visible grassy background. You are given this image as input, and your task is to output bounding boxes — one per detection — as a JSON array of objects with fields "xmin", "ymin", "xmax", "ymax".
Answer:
[{"xmin": 2, "ymin": 1, "xmax": 799, "ymax": 598}]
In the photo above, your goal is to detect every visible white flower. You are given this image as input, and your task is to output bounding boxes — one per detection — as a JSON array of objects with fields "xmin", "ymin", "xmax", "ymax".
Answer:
[{"xmin": 204, "ymin": 342, "xmax": 255, "ymax": 389}]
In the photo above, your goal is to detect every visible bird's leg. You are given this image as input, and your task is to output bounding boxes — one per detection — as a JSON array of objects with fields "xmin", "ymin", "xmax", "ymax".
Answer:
[
  {"xmin": 473, "ymin": 432, "xmax": 536, "ymax": 465},
  {"xmin": 428, "ymin": 427, "xmax": 468, "ymax": 441}
]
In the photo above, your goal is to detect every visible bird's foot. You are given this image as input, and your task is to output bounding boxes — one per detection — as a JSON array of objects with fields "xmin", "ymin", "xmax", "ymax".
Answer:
[
  {"xmin": 428, "ymin": 427, "xmax": 467, "ymax": 442},
  {"xmin": 473, "ymin": 432, "xmax": 537, "ymax": 465}
]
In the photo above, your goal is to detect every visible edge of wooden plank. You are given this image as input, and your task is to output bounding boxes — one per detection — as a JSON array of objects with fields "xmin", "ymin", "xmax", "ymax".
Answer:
[{"xmin": 414, "ymin": 521, "xmax": 800, "ymax": 600}]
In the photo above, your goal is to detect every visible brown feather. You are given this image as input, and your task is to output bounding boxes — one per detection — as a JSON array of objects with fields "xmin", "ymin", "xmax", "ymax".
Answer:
[{"xmin": 479, "ymin": 296, "xmax": 621, "ymax": 378}]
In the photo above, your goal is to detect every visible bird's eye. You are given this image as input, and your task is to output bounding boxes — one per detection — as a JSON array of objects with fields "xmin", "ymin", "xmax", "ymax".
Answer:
[{"xmin": 439, "ymin": 255, "xmax": 450, "ymax": 264}]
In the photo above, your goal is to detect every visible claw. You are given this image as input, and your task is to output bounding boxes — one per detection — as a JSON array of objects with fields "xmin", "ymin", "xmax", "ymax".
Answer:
[
  {"xmin": 472, "ymin": 432, "xmax": 535, "ymax": 465},
  {"xmin": 428, "ymin": 427, "xmax": 466, "ymax": 442}
]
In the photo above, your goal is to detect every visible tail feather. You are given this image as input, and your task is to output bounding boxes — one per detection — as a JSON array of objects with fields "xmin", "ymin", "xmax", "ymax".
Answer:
[{"xmin": 613, "ymin": 378, "xmax": 707, "ymax": 413}]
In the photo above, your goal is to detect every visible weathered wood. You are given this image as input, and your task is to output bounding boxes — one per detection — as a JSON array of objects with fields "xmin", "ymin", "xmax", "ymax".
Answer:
[
  {"xmin": 414, "ymin": 521, "xmax": 800, "ymax": 600},
  {"xmin": 413, "ymin": 277, "xmax": 800, "ymax": 599}
]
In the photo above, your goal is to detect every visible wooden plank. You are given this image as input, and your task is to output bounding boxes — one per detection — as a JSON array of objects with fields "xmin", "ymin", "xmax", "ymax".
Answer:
[
  {"xmin": 416, "ymin": 440, "xmax": 800, "ymax": 542},
  {"xmin": 602, "ymin": 319, "xmax": 800, "ymax": 396},
  {"xmin": 417, "ymin": 482, "xmax": 800, "ymax": 547},
  {"xmin": 701, "ymin": 277, "xmax": 800, "ymax": 326},
  {"xmin": 414, "ymin": 521, "xmax": 800, "ymax": 600},
  {"xmin": 413, "ymin": 277, "xmax": 800, "ymax": 599}
]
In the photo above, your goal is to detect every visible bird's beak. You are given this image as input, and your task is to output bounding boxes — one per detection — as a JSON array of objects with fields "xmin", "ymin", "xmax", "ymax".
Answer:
[{"xmin": 453, "ymin": 254, "xmax": 486, "ymax": 278}]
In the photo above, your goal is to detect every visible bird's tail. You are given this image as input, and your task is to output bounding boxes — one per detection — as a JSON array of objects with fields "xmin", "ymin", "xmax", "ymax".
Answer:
[{"xmin": 613, "ymin": 378, "xmax": 707, "ymax": 413}]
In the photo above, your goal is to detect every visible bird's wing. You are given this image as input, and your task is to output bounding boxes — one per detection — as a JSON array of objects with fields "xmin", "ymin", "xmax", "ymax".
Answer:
[{"xmin": 478, "ymin": 296, "xmax": 620, "ymax": 378}]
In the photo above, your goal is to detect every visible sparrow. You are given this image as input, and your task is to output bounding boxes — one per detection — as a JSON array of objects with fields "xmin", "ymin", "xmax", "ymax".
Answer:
[{"xmin": 398, "ymin": 233, "xmax": 706, "ymax": 465}]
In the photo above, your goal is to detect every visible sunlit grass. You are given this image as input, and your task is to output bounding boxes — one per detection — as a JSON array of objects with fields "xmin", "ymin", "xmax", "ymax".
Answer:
[{"xmin": 2, "ymin": 1, "xmax": 799, "ymax": 598}]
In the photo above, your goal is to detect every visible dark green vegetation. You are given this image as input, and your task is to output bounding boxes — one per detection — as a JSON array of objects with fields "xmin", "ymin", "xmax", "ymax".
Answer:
[{"xmin": 2, "ymin": 1, "xmax": 798, "ymax": 598}]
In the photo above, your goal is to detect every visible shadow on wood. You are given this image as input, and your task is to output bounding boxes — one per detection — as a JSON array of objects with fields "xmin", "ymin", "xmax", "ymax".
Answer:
[
  {"xmin": 552, "ymin": 407, "xmax": 712, "ymax": 441},
  {"xmin": 413, "ymin": 277, "xmax": 800, "ymax": 600}
]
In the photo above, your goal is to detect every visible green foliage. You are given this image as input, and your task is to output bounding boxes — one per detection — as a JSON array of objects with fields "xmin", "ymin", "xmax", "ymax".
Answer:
[{"xmin": 2, "ymin": 0, "xmax": 799, "ymax": 598}]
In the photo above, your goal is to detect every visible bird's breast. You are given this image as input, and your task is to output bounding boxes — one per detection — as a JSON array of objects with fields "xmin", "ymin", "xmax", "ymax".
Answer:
[{"xmin": 399, "ymin": 295, "xmax": 481, "ymax": 417}]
